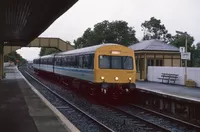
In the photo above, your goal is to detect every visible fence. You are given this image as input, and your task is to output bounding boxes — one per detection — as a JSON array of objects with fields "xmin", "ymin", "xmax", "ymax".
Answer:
[{"xmin": 147, "ymin": 66, "xmax": 200, "ymax": 87}]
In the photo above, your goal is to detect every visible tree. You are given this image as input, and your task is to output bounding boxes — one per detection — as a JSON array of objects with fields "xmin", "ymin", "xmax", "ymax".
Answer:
[
  {"xmin": 74, "ymin": 20, "xmax": 138, "ymax": 48},
  {"xmin": 191, "ymin": 42, "xmax": 200, "ymax": 67},
  {"xmin": 141, "ymin": 17, "xmax": 172, "ymax": 43},
  {"xmin": 171, "ymin": 33, "xmax": 194, "ymax": 52},
  {"xmin": 4, "ymin": 51, "xmax": 27, "ymax": 65},
  {"xmin": 171, "ymin": 33, "xmax": 194, "ymax": 67}
]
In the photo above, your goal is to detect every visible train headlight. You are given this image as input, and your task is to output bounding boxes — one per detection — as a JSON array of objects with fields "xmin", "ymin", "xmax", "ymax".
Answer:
[
  {"xmin": 115, "ymin": 77, "xmax": 119, "ymax": 81},
  {"xmin": 101, "ymin": 76, "xmax": 105, "ymax": 80},
  {"xmin": 128, "ymin": 77, "xmax": 132, "ymax": 81}
]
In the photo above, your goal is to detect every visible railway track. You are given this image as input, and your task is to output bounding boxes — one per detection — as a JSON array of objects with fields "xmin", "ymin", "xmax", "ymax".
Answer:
[
  {"xmin": 23, "ymin": 65, "xmax": 200, "ymax": 131},
  {"xmin": 128, "ymin": 103, "xmax": 200, "ymax": 131},
  {"xmin": 21, "ymin": 69, "xmax": 114, "ymax": 132},
  {"xmin": 107, "ymin": 103, "xmax": 200, "ymax": 132},
  {"xmin": 105, "ymin": 104, "xmax": 170, "ymax": 132},
  {"xmin": 23, "ymin": 66, "xmax": 169, "ymax": 131}
]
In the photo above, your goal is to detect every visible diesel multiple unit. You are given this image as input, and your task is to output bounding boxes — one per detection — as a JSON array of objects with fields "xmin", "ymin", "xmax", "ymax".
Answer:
[{"xmin": 33, "ymin": 43, "xmax": 136, "ymax": 98}]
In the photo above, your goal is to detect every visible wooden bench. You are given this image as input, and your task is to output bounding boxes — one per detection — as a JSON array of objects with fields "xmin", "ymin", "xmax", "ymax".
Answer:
[{"xmin": 158, "ymin": 73, "xmax": 178, "ymax": 84}]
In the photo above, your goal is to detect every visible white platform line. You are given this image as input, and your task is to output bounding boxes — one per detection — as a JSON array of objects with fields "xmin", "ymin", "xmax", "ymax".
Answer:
[{"xmin": 18, "ymin": 67, "xmax": 80, "ymax": 132}]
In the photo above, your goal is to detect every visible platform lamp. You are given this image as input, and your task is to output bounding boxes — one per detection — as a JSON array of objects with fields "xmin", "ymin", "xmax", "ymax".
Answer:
[{"xmin": 176, "ymin": 31, "xmax": 188, "ymax": 85}]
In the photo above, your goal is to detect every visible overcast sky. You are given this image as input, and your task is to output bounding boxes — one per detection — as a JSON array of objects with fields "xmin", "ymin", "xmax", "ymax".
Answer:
[{"xmin": 17, "ymin": 0, "xmax": 200, "ymax": 61}]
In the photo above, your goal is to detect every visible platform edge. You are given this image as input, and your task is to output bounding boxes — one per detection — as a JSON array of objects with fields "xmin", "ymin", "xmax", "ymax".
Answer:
[{"xmin": 18, "ymin": 68, "xmax": 80, "ymax": 132}]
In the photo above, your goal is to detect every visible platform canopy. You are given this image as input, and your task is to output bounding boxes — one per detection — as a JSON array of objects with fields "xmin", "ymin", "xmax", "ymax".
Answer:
[{"xmin": 1, "ymin": 0, "xmax": 78, "ymax": 46}]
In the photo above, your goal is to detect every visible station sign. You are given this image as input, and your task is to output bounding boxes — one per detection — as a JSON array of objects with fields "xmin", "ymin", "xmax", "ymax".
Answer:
[
  {"xmin": 179, "ymin": 47, "xmax": 185, "ymax": 53},
  {"xmin": 181, "ymin": 52, "xmax": 191, "ymax": 60}
]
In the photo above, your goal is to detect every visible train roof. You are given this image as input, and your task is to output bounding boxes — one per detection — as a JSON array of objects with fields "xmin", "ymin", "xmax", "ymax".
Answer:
[
  {"xmin": 33, "ymin": 53, "xmax": 55, "ymax": 60},
  {"xmin": 40, "ymin": 54, "xmax": 55, "ymax": 58},
  {"xmin": 33, "ymin": 43, "xmax": 121, "ymax": 60},
  {"xmin": 57, "ymin": 43, "xmax": 119, "ymax": 56}
]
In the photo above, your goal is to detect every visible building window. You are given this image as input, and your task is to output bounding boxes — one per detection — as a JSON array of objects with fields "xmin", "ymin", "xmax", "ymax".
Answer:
[
  {"xmin": 147, "ymin": 59, "xmax": 154, "ymax": 66},
  {"xmin": 156, "ymin": 59, "xmax": 163, "ymax": 66}
]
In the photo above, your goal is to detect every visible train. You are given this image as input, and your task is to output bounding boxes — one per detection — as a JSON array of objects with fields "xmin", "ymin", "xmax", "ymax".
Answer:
[{"xmin": 33, "ymin": 43, "xmax": 136, "ymax": 98}]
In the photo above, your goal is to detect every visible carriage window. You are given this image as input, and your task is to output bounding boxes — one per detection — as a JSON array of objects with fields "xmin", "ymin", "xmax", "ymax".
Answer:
[
  {"xmin": 75, "ymin": 56, "xmax": 78, "ymax": 67},
  {"xmin": 88, "ymin": 54, "xmax": 94, "ymax": 69},
  {"xmin": 78, "ymin": 56, "xmax": 83, "ymax": 68},
  {"xmin": 68, "ymin": 56, "xmax": 71, "ymax": 67},
  {"xmin": 83, "ymin": 55, "xmax": 89, "ymax": 68},
  {"xmin": 72, "ymin": 56, "xmax": 75, "ymax": 67}
]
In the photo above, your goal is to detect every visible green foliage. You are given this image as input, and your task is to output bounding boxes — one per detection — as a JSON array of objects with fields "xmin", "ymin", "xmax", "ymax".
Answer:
[
  {"xmin": 170, "ymin": 33, "xmax": 194, "ymax": 67},
  {"xmin": 191, "ymin": 42, "xmax": 200, "ymax": 67},
  {"xmin": 39, "ymin": 47, "xmax": 60, "ymax": 56},
  {"xmin": 74, "ymin": 20, "xmax": 138, "ymax": 48},
  {"xmin": 4, "ymin": 51, "xmax": 27, "ymax": 65},
  {"xmin": 141, "ymin": 17, "xmax": 172, "ymax": 43},
  {"xmin": 171, "ymin": 33, "xmax": 194, "ymax": 52}
]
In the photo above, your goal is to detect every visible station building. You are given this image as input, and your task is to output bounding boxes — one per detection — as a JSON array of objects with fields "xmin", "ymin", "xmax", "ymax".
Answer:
[{"xmin": 129, "ymin": 39, "xmax": 181, "ymax": 80}]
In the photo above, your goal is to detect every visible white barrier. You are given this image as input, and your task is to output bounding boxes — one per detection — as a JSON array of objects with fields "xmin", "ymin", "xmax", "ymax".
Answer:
[{"xmin": 147, "ymin": 66, "xmax": 200, "ymax": 87}]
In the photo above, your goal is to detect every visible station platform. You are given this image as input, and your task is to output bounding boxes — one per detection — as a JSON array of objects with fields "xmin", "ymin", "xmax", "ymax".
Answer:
[
  {"xmin": 0, "ymin": 66, "xmax": 79, "ymax": 132},
  {"xmin": 136, "ymin": 81, "xmax": 200, "ymax": 102}
]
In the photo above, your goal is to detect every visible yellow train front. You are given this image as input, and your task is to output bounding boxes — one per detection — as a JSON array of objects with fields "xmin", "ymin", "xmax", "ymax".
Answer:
[{"xmin": 94, "ymin": 44, "xmax": 136, "ymax": 98}]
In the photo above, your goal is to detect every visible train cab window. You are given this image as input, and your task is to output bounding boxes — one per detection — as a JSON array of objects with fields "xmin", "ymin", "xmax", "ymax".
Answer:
[
  {"xmin": 99, "ymin": 55, "xmax": 110, "ymax": 69},
  {"xmin": 123, "ymin": 56, "xmax": 133, "ymax": 70},
  {"xmin": 111, "ymin": 56, "xmax": 122, "ymax": 69},
  {"xmin": 99, "ymin": 55, "xmax": 133, "ymax": 70}
]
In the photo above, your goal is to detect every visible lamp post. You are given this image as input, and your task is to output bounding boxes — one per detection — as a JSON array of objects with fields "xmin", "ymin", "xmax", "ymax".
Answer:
[{"xmin": 176, "ymin": 31, "xmax": 188, "ymax": 85}]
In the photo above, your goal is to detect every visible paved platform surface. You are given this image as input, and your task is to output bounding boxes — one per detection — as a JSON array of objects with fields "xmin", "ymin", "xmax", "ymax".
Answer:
[
  {"xmin": 0, "ymin": 66, "xmax": 75, "ymax": 132},
  {"xmin": 136, "ymin": 81, "xmax": 200, "ymax": 102}
]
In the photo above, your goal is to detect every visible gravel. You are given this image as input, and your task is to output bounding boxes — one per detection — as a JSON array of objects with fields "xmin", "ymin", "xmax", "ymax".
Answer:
[{"xmin": 113, "ymin": 105, "xmax": 197, "ymax": 132}]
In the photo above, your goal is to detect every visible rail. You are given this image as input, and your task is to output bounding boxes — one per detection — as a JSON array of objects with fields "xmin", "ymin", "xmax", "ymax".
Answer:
[
  {"xmin": 106, "ymin": 104, "xmax": 170, "ymax": 132},
  {"xmin": 24, "ymin": 70, "xmax": 115, "ymax": 132},
  {"xmin": 129, "ymin": 103, "xmax": 200, "ymax": 131}
]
